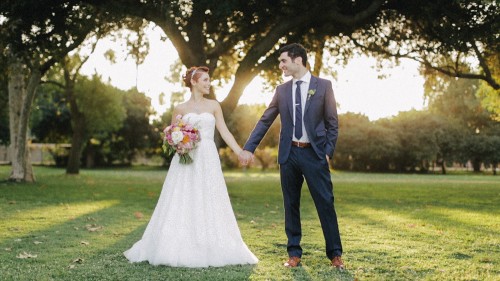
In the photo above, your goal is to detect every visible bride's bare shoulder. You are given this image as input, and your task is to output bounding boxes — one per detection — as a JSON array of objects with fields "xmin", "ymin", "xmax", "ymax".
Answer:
[
  {"xmin": 207, "ymin": 99, "xmax": 221, "ymax": 108},
  {"xmin": 173, "ymin": 102, "xmax": 190, "ymax": 114},
  {"xmin": 202, "ymin": 99, "xmax": 219, "ymax": 113}
]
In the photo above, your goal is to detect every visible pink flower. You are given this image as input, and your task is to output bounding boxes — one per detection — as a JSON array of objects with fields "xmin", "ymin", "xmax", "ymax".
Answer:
[{"xmin": 162, "ymin": 115, "xmax": 201, "ymax": 164}]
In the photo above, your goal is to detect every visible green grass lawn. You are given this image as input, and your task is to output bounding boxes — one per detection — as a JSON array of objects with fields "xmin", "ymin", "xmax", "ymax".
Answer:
[{"xmin": 0, "ymin": 166, "xmax": 498, "ymax": 281}]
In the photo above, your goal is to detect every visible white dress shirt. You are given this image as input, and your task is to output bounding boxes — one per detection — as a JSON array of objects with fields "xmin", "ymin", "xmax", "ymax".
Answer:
[{"xmin": 292, "ymin": 71, "xmax": 311, "ymax": 143}]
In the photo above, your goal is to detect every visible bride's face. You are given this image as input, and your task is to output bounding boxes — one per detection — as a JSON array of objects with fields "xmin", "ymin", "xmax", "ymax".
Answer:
[{"xmin": 192, "ymin": 72, "xmax": 211, "ymax": 95}]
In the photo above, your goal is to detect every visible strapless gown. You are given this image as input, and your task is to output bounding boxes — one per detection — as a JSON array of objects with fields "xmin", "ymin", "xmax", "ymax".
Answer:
[{"xmin": 124, "ymin": 112, "xmax": 258, "ymax": 267}]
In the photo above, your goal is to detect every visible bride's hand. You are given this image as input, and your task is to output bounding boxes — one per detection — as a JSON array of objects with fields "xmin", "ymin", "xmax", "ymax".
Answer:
[{"xmin": 238, "ymin": 150, "xmax": 254, "ymax": 166}]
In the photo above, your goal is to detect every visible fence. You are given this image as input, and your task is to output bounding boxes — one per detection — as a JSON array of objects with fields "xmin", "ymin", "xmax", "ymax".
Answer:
[{"xmin": 0, "ymin": 144, "xmax": 71, "ymax": 165}]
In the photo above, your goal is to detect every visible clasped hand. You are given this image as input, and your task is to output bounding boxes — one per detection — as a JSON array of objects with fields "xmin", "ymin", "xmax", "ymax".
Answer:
[{"xmin": 238, "ymin": 150, "xmax": 254, "ymax": 166}]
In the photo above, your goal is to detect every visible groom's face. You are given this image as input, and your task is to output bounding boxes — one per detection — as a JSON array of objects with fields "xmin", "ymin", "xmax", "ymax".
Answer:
[{"xmin": 279, "ymin": 52, "xmax": 301, "ymax": 78}]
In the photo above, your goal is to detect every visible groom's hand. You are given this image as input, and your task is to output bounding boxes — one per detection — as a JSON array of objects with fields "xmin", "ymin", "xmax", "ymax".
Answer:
[{"xmin": 238, "ymin": 150, "xmax": 254, "ymax": 166}]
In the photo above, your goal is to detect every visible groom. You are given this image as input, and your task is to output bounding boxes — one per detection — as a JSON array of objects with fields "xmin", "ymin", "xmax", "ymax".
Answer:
[{"xmin": 240, "ymin": 43, "xmax": 344, "ymax": 269}]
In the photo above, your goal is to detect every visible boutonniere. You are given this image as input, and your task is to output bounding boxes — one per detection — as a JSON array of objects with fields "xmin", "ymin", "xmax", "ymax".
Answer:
[{"xmin": 307, "ymin": 89, "xmax": 316, "ymax": 100}]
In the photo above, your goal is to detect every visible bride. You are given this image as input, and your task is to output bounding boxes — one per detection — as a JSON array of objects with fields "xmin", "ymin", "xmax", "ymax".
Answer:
[{"xmin": 124, "ymin": 66, "xmax": 258, "ymax": 267}]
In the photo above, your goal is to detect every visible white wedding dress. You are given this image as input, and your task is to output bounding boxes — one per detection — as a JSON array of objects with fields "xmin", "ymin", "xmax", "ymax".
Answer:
[{"xmin": 124, "ymin": 112, "xmax": 258, "ymax": 267}]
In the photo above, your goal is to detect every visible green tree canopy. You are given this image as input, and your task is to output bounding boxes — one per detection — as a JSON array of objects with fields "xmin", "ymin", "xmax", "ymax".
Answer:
[
  {"xmin": 82, "ymin": 0, "xmax": 498, "ymax": 120},
  {"xmin": 76, "ymin": 75, "xmax": 126, "ymax": 134},
  {"xmin": 30, "ymin": 83, "xmax": 72, "ymax": 143},
  {"xmin": 1, "ymin": 0, "xmax": 114, "ymax": 181}
]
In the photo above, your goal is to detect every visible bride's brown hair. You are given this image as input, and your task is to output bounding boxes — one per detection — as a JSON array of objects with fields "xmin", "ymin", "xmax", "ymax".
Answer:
[{"xmin": 183, "ymin": 66, "xmax": 210, "ymax": 89}]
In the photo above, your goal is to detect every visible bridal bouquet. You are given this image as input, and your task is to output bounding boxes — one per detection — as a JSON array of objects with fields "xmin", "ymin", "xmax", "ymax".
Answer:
[{"xmin": 162, "ymin": 115, "xmax": 201, "ymax": 164}]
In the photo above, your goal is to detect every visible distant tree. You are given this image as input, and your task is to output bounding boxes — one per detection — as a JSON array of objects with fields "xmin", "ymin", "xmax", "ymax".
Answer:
[
  {"xmin": 431, "ymin": 118, "xmax": 466, "ymax": 174},
  {"xmin": 426, "ymin": 73, "xmax": 492, "ymax": 130},
  {"xmin": 462, "ymin": 134, "xmax": 489, "ymax": 172},
  {"xmin": 362, "ymin": 120, "xmax": 399, "ymax": 172},
  {"xmin": 227, "ymin": 105, "xmax": 271, "ymax": 146},
  {"xmin": 0, "ymin": 1, "xmax": 111, "ymax": 181},
  {"xmin": 387, "ymin": 110, "xmax": 440, "ymax": 172},
  {"xmin": 34, "ymin": 19, "xmax": 150, "ymax": 174},
  {"xmin": 335, "ymin": 113, "xmax": 401, "ymax": 172},
  {"xmin": 334, "ymin": 112, "xmax": 372, "ymax": 171},
  {"xmin": 105, "ymin": 88, "xmax": 156, "ymax": 164},
  {"xmin": 427, "ymin": 73, "xmax": 498, "ymax": 172},
  {"xmin": 74, "ymin": 75, "xmax": 127, "ymax": 168},
  {"xmin": 30, "ymin": 83, "xmax": 72, "ymax": 143},
  {"xmin": 226, "ymin": 104, "xmax": 280, "ymax": 169},
  {"xmin": 483, "ymin": 134, "xmax": 500, "ymax": 175}
]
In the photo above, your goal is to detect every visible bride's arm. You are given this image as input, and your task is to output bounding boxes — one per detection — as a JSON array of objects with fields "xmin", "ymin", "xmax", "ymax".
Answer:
[
  {"xmin": 213, "ymin": 102, "xmax": 243, "ymax": 155},
  {"xmin": 171, "ymin": 106, "xmax": 182, "ymax": 125}
]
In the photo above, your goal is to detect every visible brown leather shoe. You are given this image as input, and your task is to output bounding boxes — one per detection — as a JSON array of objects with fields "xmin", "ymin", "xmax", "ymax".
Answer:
[
  {"xmin": 284, "ymin": 256, "xmax": 301, "ymax": 268},
  {"xmin": 331, "ymin": 256, "xmax": 345, "ymax": 270}
]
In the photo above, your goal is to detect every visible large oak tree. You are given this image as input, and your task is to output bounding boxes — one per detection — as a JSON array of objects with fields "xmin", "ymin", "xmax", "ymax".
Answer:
[
  {"xmin": 83, "ymin": 0, "xmax": 498, "ymax": 117},
  {"xmin": 83, "ymin": 0, "xmax": 388, "ymax": 115}
]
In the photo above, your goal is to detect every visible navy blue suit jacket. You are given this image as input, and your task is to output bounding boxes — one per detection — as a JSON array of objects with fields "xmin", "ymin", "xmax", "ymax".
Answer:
[{"xmin": 243, "ymin": 75, "xmax": 338, "ymax": 164}]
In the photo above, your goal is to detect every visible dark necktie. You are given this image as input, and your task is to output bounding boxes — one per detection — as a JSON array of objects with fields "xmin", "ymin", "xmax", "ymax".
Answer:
[{"xmin": 295, "ymin": 80, "xmax": 303, "ymax": 139}]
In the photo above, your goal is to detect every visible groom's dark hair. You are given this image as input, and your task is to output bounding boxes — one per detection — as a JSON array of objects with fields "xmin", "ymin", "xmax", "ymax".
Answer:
[{"xmin": 279, "ymin": 43, "xmax": 307, "ymax": 67}]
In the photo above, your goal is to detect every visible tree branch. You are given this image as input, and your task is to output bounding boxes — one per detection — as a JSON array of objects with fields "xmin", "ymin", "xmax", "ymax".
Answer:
[
  {"xmin": 351, "ymin": 38, "xmax": 500, "ymax": 90},
  {"xmin": 471, "ymin": 41, "xmax": 495, "ymax": 86},
  {"xmin": 82, "ymin": 0, "xmax": 199, "ymax": 66},
  {"xmin": 421, "ymin": 59, "xmax": 499, "ymax": 90},
  {"xmin": 73, "ymin": 32, "xmax": 102, "ymax": 79},
  {"xmin": 321, "ymin": 0, "xmax": 385, "ymax": 26},
  {"xmin": 40, "ymin": 80, "xmax": 65, "ymax": 89}
]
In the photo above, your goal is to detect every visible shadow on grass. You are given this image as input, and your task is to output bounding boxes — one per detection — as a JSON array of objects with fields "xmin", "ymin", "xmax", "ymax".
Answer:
[
  {"xmin": 81, "ymin": 222, "xmax": 257, "ymax": 281},
  {"xmin": 336, "ymin": 202, "xmax": 499, "ymax": 278},
  {"xmin": 0, "ymin": 200, "xmax": 257, "ymax": 281},
  {"xmin": 0, "ymin": 171, "xmax": 163, "ymax": 220},
  {"xmin": 0, "ymin": 168, "xmax": 261, "ymax": 280},
  {"xmin": 343, "ymin": 197, "xmax": 500, "ymax": 237},
  {"xmin": 2, "ymin": 167, "xmax": 497, "ymax": 280}
]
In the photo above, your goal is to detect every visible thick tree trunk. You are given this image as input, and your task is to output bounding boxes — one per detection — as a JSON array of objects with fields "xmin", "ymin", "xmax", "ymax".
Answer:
[
  {"xmin": 64, "ymin": 70, "xmax": 87, "ymax": 174},
  {"xmin": 440, "ymin": 160, "xmax": 447, "ymax": 175},
  {"xmin": 66, "ymin": 115, "xmax": 86, "ymax": 174},
  {"xmin": 86, "ymin": 144, "xmax": 96, "ymax": 168},
  {"xmin": 8, "ymin": 60, "xmax": 39, "ymax": 182},
  {"xmin": 311, "ymin": 40, "xmax": 326, "ymax": 76},
  {"xmin": 220, "ymin": 68, "xmax": 258, "ymax": 117},
  {"xmin": 472, "ymin": 159, "xmax": 482, "ymax": 172}
]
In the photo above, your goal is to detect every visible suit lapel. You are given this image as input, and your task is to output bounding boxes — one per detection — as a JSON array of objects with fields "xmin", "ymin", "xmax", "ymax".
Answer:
[
  {"xmin": 285, "ymin": 80, "xmax": 294, "ymax": 119},
  {"xmin": 304, "ymin": 76, "xmax": 318, "ymax": 114}
]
